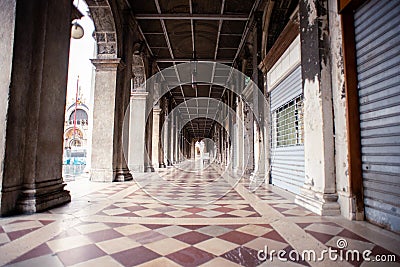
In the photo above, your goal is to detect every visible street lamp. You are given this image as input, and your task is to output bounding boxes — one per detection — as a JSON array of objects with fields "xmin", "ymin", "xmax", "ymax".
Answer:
[{"xmin": 71, "ymin": 21, "xmax": 84, "ymax": 39}]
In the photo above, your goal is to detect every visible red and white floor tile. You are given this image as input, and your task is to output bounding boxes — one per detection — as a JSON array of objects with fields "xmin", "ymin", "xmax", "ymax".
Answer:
[{"xmin": 0, "ymin": 163, "xmax": 399, "ymax": 266}]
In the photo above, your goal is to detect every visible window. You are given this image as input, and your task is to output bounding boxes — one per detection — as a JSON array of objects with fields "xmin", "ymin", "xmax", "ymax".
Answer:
[{"xmin": 272, "ymin": 95, "xmax": 304, "ymax": 147}]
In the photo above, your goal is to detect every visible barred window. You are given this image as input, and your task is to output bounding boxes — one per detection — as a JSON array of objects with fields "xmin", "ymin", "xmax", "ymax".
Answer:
[{"xmin": 272, "ymin": 95, "xmax": 304, "ymax": 147}]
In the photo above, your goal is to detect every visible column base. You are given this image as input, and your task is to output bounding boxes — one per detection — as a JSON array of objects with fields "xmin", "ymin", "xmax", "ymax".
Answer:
[
  {"xmin": 248, "ymin": 172, "xmax": 266, "ymax": 191},
  {"xmin": 17, "ymin": 179, "xmax": 71, "ymax": 214},
  {"xmin": 129, "ymin": 165, "xmax": 146, "ymax": 173},
  {"xmin": 115, "ymin": 167, "xmax": 133, "ymax": 182},
  {"xmin": 145, "ymin": 165, "xmax": 155, "ymax": 172},
  {"xmin": 90, "ymin": 168, "xmax": 114, "ymax": 182},
  {"xmin": 295, "ymin": 187, "xmax": 341, "ymax": 216},
  {"xmin": 244, "ymin": 168, "xmax": 254, "ymax": 175}
]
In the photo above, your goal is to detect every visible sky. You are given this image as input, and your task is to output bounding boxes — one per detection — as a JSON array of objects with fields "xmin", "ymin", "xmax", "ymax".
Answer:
[{"xmin": 66, "ymin": 0, "xmax": 95, "ymax": 107}]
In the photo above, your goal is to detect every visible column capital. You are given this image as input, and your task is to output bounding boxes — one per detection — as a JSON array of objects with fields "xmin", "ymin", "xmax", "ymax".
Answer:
[
  {"xmin": 91, "ymin": 58, "xmax": 125, "ymax": 71},
  {"xmin": 131, "ymin": 91, "xmax": 149, "ymax": 99},
  {"xmin": 153, "ymin": 108, "xmax": 162, "ymax": 114}
]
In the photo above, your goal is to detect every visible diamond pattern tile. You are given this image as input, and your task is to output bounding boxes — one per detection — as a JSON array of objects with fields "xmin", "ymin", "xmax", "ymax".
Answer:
[{"xmin": 1, "ymin": 165, "xmax": 399, "ymax": 267}]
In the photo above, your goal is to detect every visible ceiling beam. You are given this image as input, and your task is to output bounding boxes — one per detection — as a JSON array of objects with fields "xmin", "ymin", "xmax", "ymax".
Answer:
[
  {"xmin": 135, "ymin": 14, "xmax": 248, "ymax": 20},
  {"xmin": 214, "ymin": 0, "xmax": 225, "ymax": 60},
  {"xmin": 232, "ymin": 0, "xmax": 262, "ymax": 67},
  {"xmin": 154, "ymin": 0, "xmax": 196, "ymax": 136},
  {"xmin": 156, "ymin": 59, "xmax": 232, "ymax": 63},
  {"xmin": 220, "ymin": 33, "xmax": 243, "ymax": 36},
  {"xmin": 189, "ymin": 0, "xmax": 199, "ymax": 123},
  {"xmin": 154, "ymin": 0, "xmax": 174, "ymax": 60}
]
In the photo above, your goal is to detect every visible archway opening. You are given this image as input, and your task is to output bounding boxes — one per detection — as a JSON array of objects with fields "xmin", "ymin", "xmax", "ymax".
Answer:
[{"xmin": 62, "ymin": 0, "xmax": 95, "ymax": 182}]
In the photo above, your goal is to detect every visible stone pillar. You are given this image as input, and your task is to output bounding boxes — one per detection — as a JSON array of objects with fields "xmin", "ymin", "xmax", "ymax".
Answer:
[
  {"xmin": 144, "ymin": 107, "xmax": 154, "ymax": 172},
  {"xmin": 174, "ymin": 119, "xmax": 180, "ymax": 163},
  {"xmin": 232, "ymin": 123, "xmax": 237, "ymax": 171},
  {"xmin": 90, "ymin": 59, "xmax": 124, "ymax": 182},
  {"xmin": 295, "ymin": 0, "xmax": 340, "ymax": 215},
  {"xmin": 258, "ymin": 92, "xmax": 271, "ymax": 183},
  {"xmin": 151, "ymin": 108, "xmax": 161, "ymax": 168},
  {"xmin": 1, "ymin": 1, "xmax": 72, "ymax": 214},
  {"xmin": 191, "ymin": 139, "xmax": 195, "ymax": 159},
  {"xmin": 237, "ymin": 99, "xmax": 244, "ymax": 172},
  {"xmin": 163, "ymin": 117, "xmax": 170, "ymax": 166},
  {"xmin": 169, "ymin": 115, "xmax": 175, "ymax": 164},
  {"xmin": 252, "ymin": 122, "xmax": 260, "ymax": 172},
  {"xmin": 158, "ymin": 101, "xmax": 166, "ymax": 168},
  {"xmin": 243, "ymin": 103, "xmax": 254, "ymax": 175},
  {"xmin": 128, "ymin": 91, "xmax": 148, "ymax": 173},
  {"xmin": 0, "ymin": 0, "xmax": 16, "ymax": 214}
]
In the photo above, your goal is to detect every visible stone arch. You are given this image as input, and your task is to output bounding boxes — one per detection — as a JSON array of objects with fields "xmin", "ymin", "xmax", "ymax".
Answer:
[{"xmin": 86, "ymin": 0, "xmax": 120, "ymax": 58}]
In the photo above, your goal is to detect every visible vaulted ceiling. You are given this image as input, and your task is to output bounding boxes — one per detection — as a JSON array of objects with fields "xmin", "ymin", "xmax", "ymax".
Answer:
[
  {"xmin": 126, "ymin": 0, "xmax": 297, "ymax": 139},
  {"xmin": 130, "ymin": 0, "xmax": 261, "ymax": 69}
]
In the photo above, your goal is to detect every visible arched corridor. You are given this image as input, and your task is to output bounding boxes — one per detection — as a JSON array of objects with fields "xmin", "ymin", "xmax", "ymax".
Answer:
[{"xmin": 0, "ymin": 0, "xmax": 399, "ymax": 265}]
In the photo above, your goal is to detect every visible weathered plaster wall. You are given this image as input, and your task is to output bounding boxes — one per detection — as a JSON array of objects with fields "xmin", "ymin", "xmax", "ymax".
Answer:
[
  {"xmin": 0, "ymin": 0, "xmax": 17, "ymax": 211},
  {"xmin": 300, "ymin": 0, "xmax": 335, "ymax": 193},
  {"xmin": 295, "ymin": 0, "xmax": 339, "ymax": 215},
  {"xmin": 328, "ymin": 0, "xmax": 352, "ymax": 219}
]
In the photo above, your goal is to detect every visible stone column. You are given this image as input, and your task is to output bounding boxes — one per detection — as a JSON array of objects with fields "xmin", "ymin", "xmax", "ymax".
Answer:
[
  {"xmin": 237, "ymin": 99, "xmax": 244, "ymax": 172},
  {"xmin": 0, "ymin": 0, "xmax": 16, "ymax": 214},
  {"xmin": 145, "ymin": 110, "xmax": 154, "ymax": 172},
  {"xmin": 158, "ymin": 103, "xmax": 166, "ymax": 168},
  {"xmin": 261, "ymin": 94, "xmax": 270, "ymax": 184},
  {"xmin": 1, "ymin": 1, "xmax": 72, "ymax": 214},
  {"xmin": 151, "ymin": 108, "xmax": 161, "ymax": 168},
  {"xmin": 174, "ymin": 119, "xmax": 180, "ymax": 163},
  {"xmin": 233, "ymin": 123, "xmax": 238, "ymax": 172},
  {"xmin": 90, "ymin": 59, "xmax": 124, "ymax": 182},
  {"xmin": 128, "ymin": 91, "xmax": 148, "ymax": 173},
  {"xmin": 163, "ymin": 116, "xmax": 170, "ymax": 166},
  {"xmin": 243, "ymin": 103, "xmax": 254, "ymax": 175},
  {"xmin": 191, "ymin": 139, "xmax": 195, "ymax": 159},
  {"xmin": 295, "ymin": 0, "xmax": 340, "ymax": 215},
  {"xmin": 169, "ymin": 115, "xmax": 175, "ymax": 164}
]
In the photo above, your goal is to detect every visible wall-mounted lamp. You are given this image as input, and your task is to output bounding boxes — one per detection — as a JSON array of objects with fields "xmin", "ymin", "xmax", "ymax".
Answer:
[{"xmin": 71, "ymin": 21, "xmax": 84, "ymax": 39}]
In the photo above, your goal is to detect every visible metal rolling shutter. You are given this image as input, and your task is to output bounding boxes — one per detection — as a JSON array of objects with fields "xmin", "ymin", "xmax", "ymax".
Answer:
[
  {"xmin": 270, "ymin": 65, "xmax": 305, "ymax": 194},
  {"xmin": 355, "ymin": 0, "xmax": 400, "ymax": 232}
]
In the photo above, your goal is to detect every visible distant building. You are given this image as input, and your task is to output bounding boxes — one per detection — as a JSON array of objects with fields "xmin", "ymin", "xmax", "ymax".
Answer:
[
  {"xmin": 64, "ymin": 100, "xmax": 89, "ymax": 149},
  {"xmin": 63, "ymin": 97, "xmax": 90, "ymax": 179}
]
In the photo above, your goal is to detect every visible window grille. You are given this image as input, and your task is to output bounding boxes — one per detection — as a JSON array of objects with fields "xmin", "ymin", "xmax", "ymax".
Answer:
[{"xmin": 271, "ymin": 95, "xmax": 304, "ymax": 148}]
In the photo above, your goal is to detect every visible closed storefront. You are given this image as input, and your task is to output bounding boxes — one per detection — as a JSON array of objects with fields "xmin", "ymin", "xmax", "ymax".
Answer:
[
  {"xmin": 354, "ymin": 0, "xmax": 400, "ymax": 232},
  {"xmin": 268, "ymin": 36, "xmax": 305, "ymax": 195}
]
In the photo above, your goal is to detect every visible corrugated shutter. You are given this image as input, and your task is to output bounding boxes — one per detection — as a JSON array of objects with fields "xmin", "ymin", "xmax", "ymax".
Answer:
[
  {"xmin": 270, "ymin": 65, "xmax": 305, "ymax": 195},
  {"xmin": 270, "ymin": 146, "xmax": 305, "ymax": 194},
  {"xmin": 271, "ymin": 65, "xmax": 302, "ymax": 110},
  {"xmin": 355, "ymin": 0, "xmax": 400, "ymax": 232}
]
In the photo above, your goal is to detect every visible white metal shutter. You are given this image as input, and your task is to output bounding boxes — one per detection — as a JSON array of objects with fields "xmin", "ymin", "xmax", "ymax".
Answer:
[
  {"xmin": 270, "ymin": 66, "xmax": 305, "ymax": 194},
  {"xmin": 355, "ymin": 0, "xmax": 400, "ymax": 232}
]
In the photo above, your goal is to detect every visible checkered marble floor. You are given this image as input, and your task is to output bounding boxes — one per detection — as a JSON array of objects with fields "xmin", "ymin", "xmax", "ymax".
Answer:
[{"xmin": 0, "ymin": 162, "xmax": 399, "ymax": 266}]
